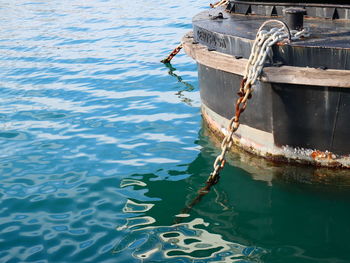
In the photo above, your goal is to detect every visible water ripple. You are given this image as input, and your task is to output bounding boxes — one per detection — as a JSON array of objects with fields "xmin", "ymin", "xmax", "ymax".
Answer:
[
  {"xmin": 0, "ymin": 0, "xmax": 248, "ymax": 262},
  {"xmin": 114, "ymin": 218, "xmax": 266, "ymax": 262}
]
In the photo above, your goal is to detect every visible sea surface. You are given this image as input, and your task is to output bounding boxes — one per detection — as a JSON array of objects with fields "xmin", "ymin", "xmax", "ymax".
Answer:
[{"xmin": 1, "ymin": 1, "xmax": 350, "ymax": 262}]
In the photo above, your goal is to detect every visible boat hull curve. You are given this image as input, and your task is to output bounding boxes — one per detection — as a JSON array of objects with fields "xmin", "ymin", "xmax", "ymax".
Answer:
[{"xmin": 182, "ymin": 32, "xmax": 350, "ymax": 168}]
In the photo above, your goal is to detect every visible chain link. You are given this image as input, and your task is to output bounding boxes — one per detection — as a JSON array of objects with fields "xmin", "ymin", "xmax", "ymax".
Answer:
[
  {"xmin": 210, "ymin": 0, "xmax": 228, "ymax": 8},
  {"xmin": 161, "ymin": 43, "xmax": 183, "ymax": 64},
  {"xmin": 207, "ymin": 20, "xmax": 310, "ymax": 184}
]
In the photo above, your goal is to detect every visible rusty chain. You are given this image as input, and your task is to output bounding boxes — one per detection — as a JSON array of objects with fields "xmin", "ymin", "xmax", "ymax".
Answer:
[
  {"xmin": 161, "ymin": 43, "xmax": 183, "ymax": 64},
  {"xmin": 207, "ymin": 20, "xmax": 309, "ymax": 185},
  {"xmin": 210, "ymin": 0, "xmax": 228, "ymax": 8}
]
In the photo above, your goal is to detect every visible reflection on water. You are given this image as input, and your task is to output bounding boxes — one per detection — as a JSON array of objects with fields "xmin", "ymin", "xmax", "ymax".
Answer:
[
  {"xmin": 2, "ymin": 0, "xmax": 350, "ymax": 262},
  {"xmin": 117, "ymin": 160, "xmax": 266, "ymax": 263},
  {"xmin": 115, "ymin": 125, "xmax": 350, "ymax": 262},
  {"xmin": 164, "ymin": 62, "xmax": 195, "ymax": 106},
  {"xmin": 203, "ymin": 123, "xmax": 350, "ymax": 187},
  {"xmin": 114, "ymin": 218, "xmax": 266, "ymax": 262}
]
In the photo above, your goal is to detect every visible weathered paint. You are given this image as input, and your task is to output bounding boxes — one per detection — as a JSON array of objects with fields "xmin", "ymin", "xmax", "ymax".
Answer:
[
  {"xmin": 186, "ymin": 4, "xmax": 350, "ymax": 168},
  {"xmin": 202, "ymin": 103, "xmax": 350, "ymax": 168},
  {"xmin": 182, "ymin": 33, "xmax": 350, "ymax": 88},
  {"xmin": 193, "ymin": 8, "xmax": 350, "ymax": 70}
]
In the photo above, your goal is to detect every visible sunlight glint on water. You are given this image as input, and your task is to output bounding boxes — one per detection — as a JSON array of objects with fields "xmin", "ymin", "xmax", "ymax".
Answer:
[{"xmin": 2, "ymin": 1, "xmax": 350, "ymax": 263}]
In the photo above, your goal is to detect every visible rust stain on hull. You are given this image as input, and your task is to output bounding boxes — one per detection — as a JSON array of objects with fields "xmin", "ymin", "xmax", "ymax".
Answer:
[{"xmin": 202, "ymin": 104, "xmax": 350, "ymax": 168}]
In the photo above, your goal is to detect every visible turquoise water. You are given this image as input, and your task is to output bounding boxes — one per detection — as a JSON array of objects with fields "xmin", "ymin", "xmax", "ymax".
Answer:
[{"xmin": 1, "ymin": 1, "xmax": 350, "ymax": 262}]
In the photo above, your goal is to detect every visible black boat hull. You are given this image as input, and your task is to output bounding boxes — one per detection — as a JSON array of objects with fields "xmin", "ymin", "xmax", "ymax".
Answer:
[{"xmin": 183, "ymin": 32, "xmax": 350, "ymax": 167}]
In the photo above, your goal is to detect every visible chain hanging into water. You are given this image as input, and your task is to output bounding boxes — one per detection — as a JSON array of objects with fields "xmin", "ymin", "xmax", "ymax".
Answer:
[
  {"xmin": 210, "ymin": 0, "xmax": 228, "ymax": 8},
  {"xmin": 207, "ymin": 20, "xmax": 309, "ymax": 185},
  {"xmin": 176, "ymin": 21, "xmax": 310, "ymax": 220},
  {"xmin": 161, "ymin": 43, "xmax": 183, "ymax": 64}
]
